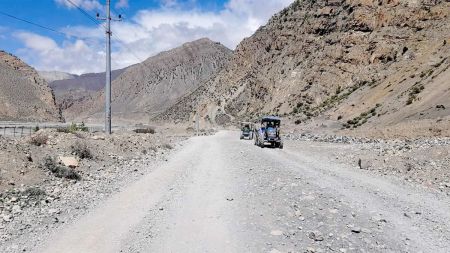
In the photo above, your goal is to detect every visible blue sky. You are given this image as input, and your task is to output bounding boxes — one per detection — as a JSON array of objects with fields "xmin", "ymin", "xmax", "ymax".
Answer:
[{"xmin": 0, "ymin": 0, "xmax": 292, "ymax": 74}]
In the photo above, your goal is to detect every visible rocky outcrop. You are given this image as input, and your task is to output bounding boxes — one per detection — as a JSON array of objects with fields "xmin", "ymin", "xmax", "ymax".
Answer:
[
  {"xmin": 159, "ymin": 0, "xmax": 450, "ymax": 137},
  {"xmin": 0, "ymin": 51, "xmax": 61, "ymax": 122},
  {"xmin": 64, "ymin": 38, "xmax": 232, "ymax": 123}
]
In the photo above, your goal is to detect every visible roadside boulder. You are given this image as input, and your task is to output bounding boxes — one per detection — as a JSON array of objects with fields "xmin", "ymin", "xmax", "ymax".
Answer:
[
  {"xmin": 92, "ymin": 135, "xmax": 105, "ymax": 140},
  {"xmin": 58, "ymin": 156, "xmax": 79, "ymax": 168}
]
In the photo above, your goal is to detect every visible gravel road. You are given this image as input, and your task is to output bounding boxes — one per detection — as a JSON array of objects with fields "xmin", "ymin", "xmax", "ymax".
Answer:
[{"xmin": 33, "ymin": 131, "xmax": 450, "ymax": 253}]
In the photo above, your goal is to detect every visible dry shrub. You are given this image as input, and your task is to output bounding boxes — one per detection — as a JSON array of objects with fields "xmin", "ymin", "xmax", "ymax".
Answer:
[
  {"xmin": 133, "ymin": 128, "xmax": 155, "ymax": 134},
  {"xmin": 162, "ymin": 143, "xmax": 173, "ymax": 150},
  {"xmin": 70, "ymin": 141, "xmax": 93, "ymax": 159},
  {"xmin": 29, "ymin": 134, "xmax": 48, "ymax": 146},
  {"xmin": 43, "ymin": 156, "xmax": 81, "ymax": 180},
  {"xmin": 24, "ymin": 187, "xmax": 46, "ymax": 200}
]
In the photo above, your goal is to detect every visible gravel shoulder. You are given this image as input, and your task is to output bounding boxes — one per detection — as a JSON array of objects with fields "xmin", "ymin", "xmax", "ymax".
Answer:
[{"xmin": 9, "ymin": 130, "xmax": 449, "ymax": 253}]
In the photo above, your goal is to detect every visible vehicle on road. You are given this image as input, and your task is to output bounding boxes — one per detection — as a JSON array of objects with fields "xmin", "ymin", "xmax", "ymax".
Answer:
[
  {"xmin": 240, "ymin": 122, "xmax": 253, "ymax": 140},
  {"xmin": 254, "ymin": 116, "xmax": 283, "ymax": 148}
]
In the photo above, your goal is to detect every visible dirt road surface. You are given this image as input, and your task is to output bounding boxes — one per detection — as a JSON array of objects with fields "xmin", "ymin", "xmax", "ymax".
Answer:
[{"xmin": 33, "ymin": 131, "xmax": 450, "ymax": 253}]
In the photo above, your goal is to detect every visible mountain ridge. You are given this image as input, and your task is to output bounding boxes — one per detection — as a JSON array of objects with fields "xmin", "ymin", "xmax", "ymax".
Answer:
[
  {"xmin": 63, "ymin": 38, "xmax": 233, "ymax": 123},
  {"xmin": 158, "ymin": 0, "xmax": 450, "ymax": 138}
]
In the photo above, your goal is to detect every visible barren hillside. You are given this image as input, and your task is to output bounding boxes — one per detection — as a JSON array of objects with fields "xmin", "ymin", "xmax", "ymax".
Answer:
[
  {"xmin": 64, "ymin": 38, "xmax": 232, "ymax": 123},
  {"xmin": 0, "ymin": 51, "xmax": 61, "ymax": 122},
  {"xmin": 47, "ymin": 69, "xmax": 126, "ymax": 112},
  {"xmin": 159, "ymin": 0, "xmax": 450, "ymax": 138}
]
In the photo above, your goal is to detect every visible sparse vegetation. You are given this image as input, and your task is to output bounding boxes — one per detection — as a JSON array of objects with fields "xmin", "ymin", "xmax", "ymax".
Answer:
[
  {"xmin": 162, "ymin": 143, "xmax": 173, "ymax": 150},
  {"xmin": 57, "ymin": 122, "xmax": 89, "ymax": 133},
  {"xmin": 33, "ymin": 126, "xmax": 40, "ymax": 132},
  {"xmin": 70, "ymin": 141, "xmax": 93, "ymax": 159},
  {"xmin": 42, "ymin": 156, "xmax": 81, "ymax": 180},
  {"xmin": 342, "ymin": 104, "xmax": 381, "ymax": 129},
  {"xmin": 29, "ymin": 134, "xmax": 48, "ymax": 146},
  {"xmin": 23, "ymin": 187, "xmax": 46, "ymax": 200},
  {"xmin": 133, "ymin": 127, "xmax": 156, "ymax": 134},
  {"xmin": 406, "ymin": 84, "xmax": 424, "ymax": 105}
]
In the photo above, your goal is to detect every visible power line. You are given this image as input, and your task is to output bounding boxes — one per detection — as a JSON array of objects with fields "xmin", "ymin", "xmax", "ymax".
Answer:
[
  {"xmin": 0, "ymin": 10, "xmax": 67, "ymax": 36},
  {"xmin": 62, "ymin": 0, "xmax": 150, "ymax": 71},
  {"xmin": 0, "ymin": 10, "xmax": 92, "ymax": 40},
  {"xmin": 65, "ymin": 0, "xmax": 102, "ymax": 26}
]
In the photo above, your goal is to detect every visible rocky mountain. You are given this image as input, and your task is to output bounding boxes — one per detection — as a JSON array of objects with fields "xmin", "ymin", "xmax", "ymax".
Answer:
[
  {"xmin": 38, "ymin": 71, "xmax": 76, "ymax": 83},
  {"xmin": 159, "ymin": 0, "xmax": 450, "ymax": 138},
  {"xmin": 0, "ymin": 51, "xmax": 61, "ymax": 122},
  {"xmin": 48, "ymin": 69, "xmax": 126, "ymax": 112},
  {"xmin": 64, "ymin": 38, "xmax": 232, "ymax": 123}
]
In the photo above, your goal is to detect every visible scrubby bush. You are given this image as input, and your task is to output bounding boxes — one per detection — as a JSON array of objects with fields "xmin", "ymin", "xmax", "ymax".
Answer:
[
  {"xmin": 29, "ymin": 134, "xmax": 48, "ymax": 146},
  {"xmin": 43, "ymin": 156, "xmax": 81, "ymax": 180},
  {"xmin": 24, "ymin": 187, "xmax": 46, "ymax": 200},
  {"xmin": 133, "ymin": 127, "xmax": 156, "ymax": 134},
  {"xmin": 70, "ymin": 141, "xmax": 93, "ymax": 159},
  {"xmin": 57, "ymin": 122, "xmax": 89, "ymax": 133},
  {"xmin": 162, "ymin": 143, "xmax": 173, "ymax": 150}
]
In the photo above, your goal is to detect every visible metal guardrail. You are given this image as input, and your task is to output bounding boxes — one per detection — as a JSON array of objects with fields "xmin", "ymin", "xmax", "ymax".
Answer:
[
  {"xmin": 0, "ymin": 125, "xmax": 104, "ymax": 138},
  {"xmin": 0, "ymin": 126, "xmax": 34, "ymax": 137}
]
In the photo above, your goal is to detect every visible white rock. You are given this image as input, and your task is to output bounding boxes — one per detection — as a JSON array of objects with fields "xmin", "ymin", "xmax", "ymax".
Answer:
[
  {"xmin": 270, "ymin": 230, "xmax": 283, "ymax": 236},
  {"xmin": 2, "ymin": 215, "xmax": 12, "ymax": 222},
  {"xmin": 58, "ymin": 156, "xmax": 79, "ymax": 168},
  {"xmin": 92, "ymin": 135, "xmax": 105, "ymax": 140}
]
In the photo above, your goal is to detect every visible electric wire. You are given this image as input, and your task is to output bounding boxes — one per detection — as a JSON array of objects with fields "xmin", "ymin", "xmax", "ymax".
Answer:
[
  {"xmin": 2, "ymin": 0, "xmax": 154, "ymax": 77},
  {"xmin": 63, "ymin": 0, "xmax": 150, "ymax": 71},
  {"xmin": 0, "ymin": 10, "xmax": 90, "ymax": 40},
  {"xmin": 65, "ymin": 0, "xmax": 102, "ymax": 26},
  {"xmin": 0, "ymin": 10, "xmax": 67, "ymax": 36}
]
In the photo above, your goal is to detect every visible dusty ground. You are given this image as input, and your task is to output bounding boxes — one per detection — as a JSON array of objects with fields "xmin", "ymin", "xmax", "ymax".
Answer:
[
  {"xmin": 0, "ymin": 128, "xmax": 182, "ymax": 192},
  {"xmin": 1, "ymin": 131, "xmax": 448, "ymax": 253}
]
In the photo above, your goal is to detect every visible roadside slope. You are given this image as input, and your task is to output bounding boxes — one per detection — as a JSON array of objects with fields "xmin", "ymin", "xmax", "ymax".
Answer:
[{"xmin": 0, "ymin": 51, "xmax": 61, "ymax": 122}]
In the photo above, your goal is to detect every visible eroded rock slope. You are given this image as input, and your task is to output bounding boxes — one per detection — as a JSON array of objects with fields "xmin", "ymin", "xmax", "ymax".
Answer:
[
  {"xmin": 65, "ymin": 38, "xmax": 232, "ymax": 123},
  {"xmin": 160, "ymin": 0, "xmax": 450, "ymax": 137},
  {"xmin": 0, "ymin": 51, "xmax": 61, "ymax": 122}
]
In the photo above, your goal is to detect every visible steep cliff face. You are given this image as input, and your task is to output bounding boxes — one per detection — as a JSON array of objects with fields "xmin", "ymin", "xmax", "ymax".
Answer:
[
  {"xmin": 160, "ymin": 0, "xmax": 450, "ymax": 137},
  {"xmin": 64, "ymin": 38, "xmax": 232, "ymax": 123},
  {"xmin": 0, "ymin": 51, "xmax": 61, "ymax": 122}
]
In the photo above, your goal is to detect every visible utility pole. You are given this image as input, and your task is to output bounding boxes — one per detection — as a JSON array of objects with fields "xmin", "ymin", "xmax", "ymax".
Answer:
[{"xmin": 97, "ymin": 0, "xmax": 121, "ymax": 134}]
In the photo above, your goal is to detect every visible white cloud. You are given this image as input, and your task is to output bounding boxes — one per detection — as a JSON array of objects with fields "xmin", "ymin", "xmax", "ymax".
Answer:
[
  {"xmin": 55, "ymin": 0, "xmax": 102, "ymax": 11},
  {"xmin": 18, "ymin": 0, "xmax": 294, "ymax": 74},
  {"xmin": 14, "ymin": 31, "xmax": 104, "ymax": 75},
  {"xmin": 115, "ymin": 0, "xmax": 129, "ymax": 9},
  {"xmin": 160, "ymin": 0, "xmax": 178, "ymax": 8}
]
